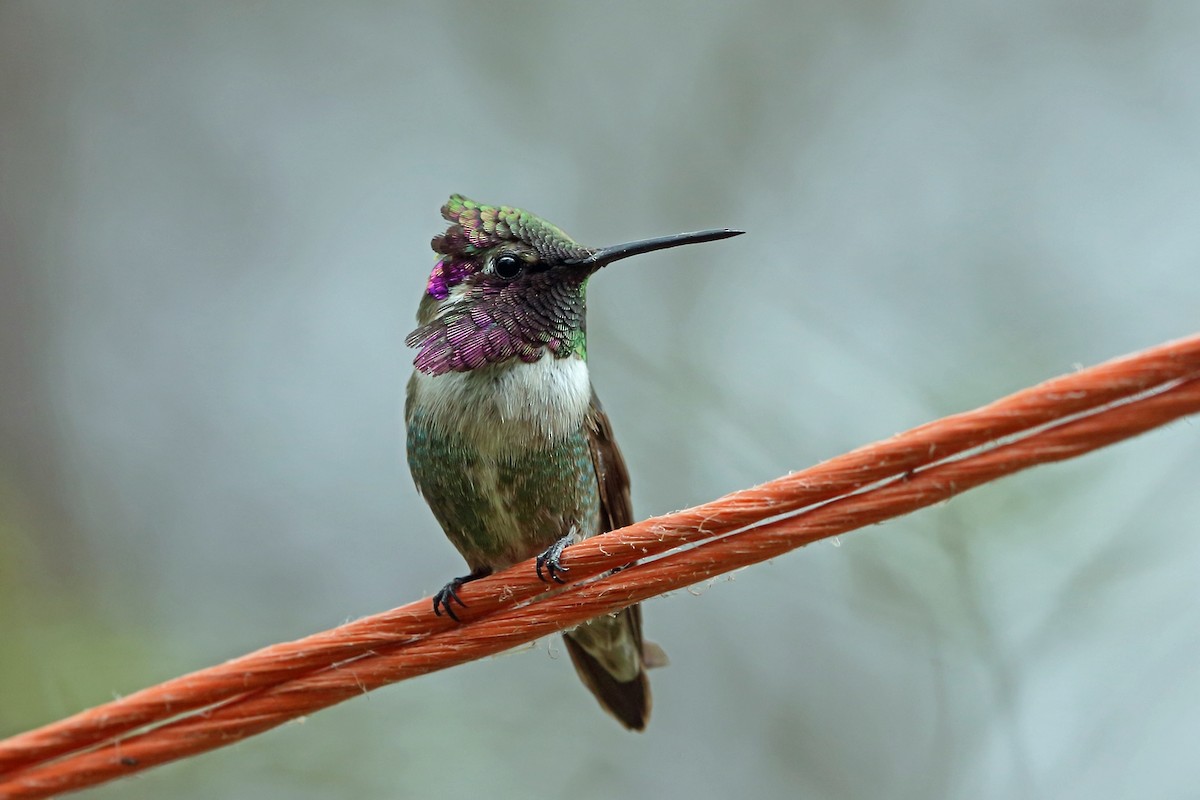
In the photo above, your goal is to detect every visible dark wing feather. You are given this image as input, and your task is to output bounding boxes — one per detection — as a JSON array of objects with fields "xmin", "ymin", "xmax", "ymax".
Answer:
[
  {"xmin": 585, "ymin": 390, "xmax": 634, "ymax": 532},
  {"xmin": 583, "ymin": 391, "xmax": 642, "ymax": 642},
  {"xmin": 562, "ymin": 390, "xmax": 653, "ymax": 730}
]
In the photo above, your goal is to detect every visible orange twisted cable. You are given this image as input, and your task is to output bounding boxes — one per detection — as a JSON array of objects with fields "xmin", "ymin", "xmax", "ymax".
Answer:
[{"xmin": 1, "ymin": 333, "xmax": 1198, "ymax": 799}]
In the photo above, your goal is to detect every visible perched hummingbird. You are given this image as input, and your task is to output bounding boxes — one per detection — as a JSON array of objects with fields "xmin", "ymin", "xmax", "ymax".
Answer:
[{"xmin": 404, "ymin": 194, "xmax": 742, "ymax": 729}]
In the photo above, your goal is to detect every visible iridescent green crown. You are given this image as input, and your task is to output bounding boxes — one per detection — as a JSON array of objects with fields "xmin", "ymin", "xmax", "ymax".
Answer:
[{"xmin": 425, "ymin": 195, "xmax": 591, "ymax": 298}]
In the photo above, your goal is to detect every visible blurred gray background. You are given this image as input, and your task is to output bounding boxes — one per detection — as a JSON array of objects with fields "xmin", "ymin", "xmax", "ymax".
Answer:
[{"xmin": 2, "ymin": 2, "xmax": 1199, "ymax": 798}]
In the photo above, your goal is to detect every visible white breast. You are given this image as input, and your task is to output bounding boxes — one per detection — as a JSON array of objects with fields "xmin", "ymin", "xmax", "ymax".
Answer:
[{"xmin": 409, "ymin": 354, "xmax": 592, "ymax": 452}]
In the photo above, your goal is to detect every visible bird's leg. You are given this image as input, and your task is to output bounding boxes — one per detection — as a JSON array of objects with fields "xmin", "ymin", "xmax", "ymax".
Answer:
[
  {"xmin": 536, "ymin": 526, "xmax": 580, "ymax": 584},
  {"xmin": 432, "ymin": 566, "xmax": 492, "ymax": 621}
]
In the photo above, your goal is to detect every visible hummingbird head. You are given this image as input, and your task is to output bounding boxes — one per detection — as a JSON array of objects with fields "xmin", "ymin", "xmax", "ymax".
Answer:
[{"xmin": 406, "ymin": 194, "xmax": 742, "ymax": 375}]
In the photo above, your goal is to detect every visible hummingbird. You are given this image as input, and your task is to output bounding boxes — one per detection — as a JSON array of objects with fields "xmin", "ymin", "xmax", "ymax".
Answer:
[{"xmin": 404, "ymin": 194, "xmax": 742, "ymax": 729}]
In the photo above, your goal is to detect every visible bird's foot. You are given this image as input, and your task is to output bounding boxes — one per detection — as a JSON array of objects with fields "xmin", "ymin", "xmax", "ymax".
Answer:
[
  {"xmin": 536, "ymin": 530, "xmax": 578, "ymax": 584},
  {"xmin": 432, "ymin": 567, "xmax": 492, "ymax": 622}
]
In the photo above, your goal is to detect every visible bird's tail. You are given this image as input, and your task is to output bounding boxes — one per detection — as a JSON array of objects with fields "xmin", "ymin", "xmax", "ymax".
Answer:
[{"xmin": 562, "ymin": 603, "xmax": 668, "ymax": 731}]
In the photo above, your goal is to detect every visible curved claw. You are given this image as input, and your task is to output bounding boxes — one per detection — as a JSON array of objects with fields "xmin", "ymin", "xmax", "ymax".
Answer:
[
  {"xmin": 432, "ymin": 581, "xmax": 466, "ymax": 621},
  {"xmin": 536, "ymin": 535, "xmax": 573, "ymax": 584},
  {"xmin": 431, "ymin": 567, "xmax": 491, "ymax": 622}
]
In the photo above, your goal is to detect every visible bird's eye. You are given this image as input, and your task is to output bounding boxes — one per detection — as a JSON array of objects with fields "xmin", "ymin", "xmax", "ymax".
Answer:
[{"xmin": 494, "ymin": 253, "xmax": 523, "ymax": 280}]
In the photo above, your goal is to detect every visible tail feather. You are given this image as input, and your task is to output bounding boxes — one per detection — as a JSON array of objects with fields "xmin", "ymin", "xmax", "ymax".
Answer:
[
  {"xmin": 562, "ymin": 629, "xmax": 651, "ymax": 731},
  {"xmin": 562, "ymin": 604, "xmax": 665, "ymax": 730}
]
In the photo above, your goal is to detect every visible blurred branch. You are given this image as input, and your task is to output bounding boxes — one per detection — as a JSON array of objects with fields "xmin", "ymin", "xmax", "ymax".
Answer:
[{"xmin": 2, "ymin": 332, "xmax": 1200, "ymax": 799}]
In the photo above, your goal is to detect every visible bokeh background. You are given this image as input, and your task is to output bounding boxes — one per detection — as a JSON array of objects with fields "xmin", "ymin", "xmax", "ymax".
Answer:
[{"xmin": 3, "ymin": 2, "xmax": 1199, "ymax": 798}]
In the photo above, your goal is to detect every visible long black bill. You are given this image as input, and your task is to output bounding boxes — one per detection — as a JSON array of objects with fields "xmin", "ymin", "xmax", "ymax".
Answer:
[{"xmin": 569, "ymin": 228, "xmax": 744, "ymax": 269}]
